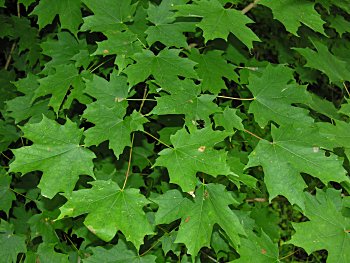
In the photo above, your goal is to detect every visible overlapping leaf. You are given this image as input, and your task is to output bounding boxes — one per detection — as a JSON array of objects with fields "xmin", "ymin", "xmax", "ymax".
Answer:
[
  {"xmin": 288, "ymin": 189, "xmax": 350, "ymax": 263},
  {"xmin": 153, "ymin": 184, "xmax": 245, "ymax": 256},
  {"xmin": 176, "ymin": 0, "xmax": 259, "ymax": 48},
  {"xmin": 154, "ymin": 127, "xmax": 230, "ymax": 192},
  {"xmin": 58, "ymin": 180, "xmax": 154, "ymax": 249},
  {"xmin": 247, "ymin": 64, "xmax": 314, "ymax": 128},
  {"xmin": 259, "ymin": 0, "xmax": 325, "ymax": 35},
  {"xmin": 9, "ymin": 116, "xmax": 95, "ymax": 198},
  {"xmin": 247, "ymin": 124, "xmax": 348, "ymax": 208}
]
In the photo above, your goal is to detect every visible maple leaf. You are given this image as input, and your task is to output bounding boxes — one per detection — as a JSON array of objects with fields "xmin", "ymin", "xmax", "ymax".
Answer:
[
  {"xmin": 153, "ymin": 184, "xmax": 245, "ymax": 256},
  {"xmin": 58, "ymin": 180, "xmax": 154, "ymax": 249},
  {"xmin": 246, "ymin": 124, "xmax": 348, "ymax": 208},
  {"xmin": 9, "ymin": 116, "xmax": 95, "ymax": 198},
  {"xmin": 152, "ymin": 79, "xmax": 221, "ymax": 125},
  {"xmin": 40, "ymin": 32, "xmax": 89, "ymax": 71},
  {"xmin": 33, "ymin": 64, "xmax": 81, "ymax": 114},
  {"xmin": 81, "ymin": 0, "xmax": 136, "ymax": 32},
  {"xmin": 259, "ymin": 0, "xmax": 325, "ymax": 35},
  {"xmin": 234, "ymin": 231, "xmax": 280, "ymax": 263},
  {"xmin": 92, "ymin": 30, "xmax": 143, "ymax": 71},
  {"xmin": 83, "ymin": 73, "xmax": 147, "ymax": 158},
  {"xmin": 145, "ymin": 0, "xmax": 195, "ymax": 48},
  {"xmin": 31, "ymin": 0, "xmax": 82, "ymax": 35},
  {"xmin": 0, "ymin": 170, "xmax": 16, "ymax": 216},
  {"xmin": 248, "ymin": 64, "xmax": 314, "ymax": 128},
  {"xmin": 189, "ymin": 49, "xmax": 237, "ymax": 94},
  {"xmin": 294, "ymin": 39, "xmax": 350, "ymax": 83},
  {"xmin": 176, "ymin": 0, "xmax": 259, "ymax": 48},
  {"xmin": 288, "ymin": 189, "xmax": 350, "ymax": 263},
  {"xmin": 0, "ymin": 220, "xmax": 26, "ymax": 263},
  {"xmin": 84, "ymin": 239, "xmax": 156, "ymax": 263},
  {"xmin": 318, "ymin": 121, "xmax": 350, "ymax": 161},
  {"xmin": 214, "ymin": 107, "xmax": 244, "ymax": 131},
  {"xmin": 124, "ymin": 49, "xmax": 197, "ymax": 87},
  {"xmin": 6, "ymin": 73, "xmax": 51, "ymax": 123},
  {"xmin": 154, "ymin": 127, "xmax": 230, "ymax": 192},
  {"xmin": 35, "ymin": 243, "xmax": 69, "ymax": 263}
]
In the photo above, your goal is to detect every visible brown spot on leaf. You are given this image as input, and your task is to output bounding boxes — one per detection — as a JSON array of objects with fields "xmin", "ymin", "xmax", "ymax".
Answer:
[
  {"xmin": 198, "ymin": 146, "xmax": 206, "ymax": 152},
  {"xmin": 103, "ymin": 49, "xmax": 109, "ymax": 54},
  {"xmin": 261, "ymin": 248, "xmax": 267, "ymax": 254},
  {"xmin": 185, "ymin": 216, "xmax": 190, "ymax": 223}
]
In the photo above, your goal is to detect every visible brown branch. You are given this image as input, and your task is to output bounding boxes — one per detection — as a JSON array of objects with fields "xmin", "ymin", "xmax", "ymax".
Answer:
[{"xmin": 241, "ymin": 0, "xmax": 260, "ymax": 14}]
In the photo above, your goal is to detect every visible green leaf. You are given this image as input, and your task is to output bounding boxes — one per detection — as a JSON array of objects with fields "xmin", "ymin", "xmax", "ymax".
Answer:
[
  {"xmin": 83, "ymin": 73, "xmax": 146, "ymax": 158},
  {"xmin": 259, "ymin": 0, "xmax": 325, "ymax": 35},
  {"xmin": 83, "ymin": 240, "xmax": 157, "ymax": 263},
  {"xmin": 9, "ymin": 116, "xmax": 95, "ymax": 198},
  {"xmin": 124, "ymin": 49, "xmax": 197, "ymax": 86},
  {"xmin": 152, "ymin": 79, "xmax": 221, "ymax": 125},
  {"xmin": 40, "ymin": 32, "xmax": 88, "ymax": 71},
  {"xmin": 92, "ymin": 30, "xmax": 143, "ymax": 71},
  {"xmin": 153, "ymin": 185, "xmax": 245, "ymax": 256},
  {"xmin": 0, "ymin": 120, "xmax": 19, "ymax": 152},
  {"xmin": 318, "ymin": 121, "xmax": 350, "ymax": 160},
  {"xmin": 0, "ymin": 170, "xmax": 16, "ymax": 216},
  {"xmin": 6, "ymin": 73, "xmax": 51, "ymax": 123},
  {"xmin": 84, "ymin": 73, "xmax": 129, "ymax": 107},
  {"xmin": 31, "ymin": 0, "xmax": 82, "ymax": 35},
  {"xmin": 328, "ymin": 15, "xmax": 350, "ymax": 36},
  {"xmin": 154, "ymin": 127, "xmax": 230, "ymax": 192},
  {"xmin": 145, "ymin": 0, "xmax": 194, "ymax": 48},
  {"xmin": 189, "ymin": 49, "xmax": 237, "ymax": 93},
  {"xmin": 294, "ymin": 39, "xmax": 350, "ymax": 83},
  {"xmin": 0, "ymin": 220, "xmax": 26, "ymax": 263},
  {"xmin": 288, "ymin": 189, "xmax": 350, "ymax": 263},
  {"xmin": 59, "ymin": 180, "xmax": 154, "ymax": 249},
  {"xmin": 247, "ymin": 124, "xmax": 348, "ymax": 208},
  {"xmin": 81, "ymin": 0, "xmax": 136, "ymax": 32},
  {"xmin": 176, "ymin": 0, "xmax": 259, "ymax": 48},
  {"xmin": 248, "ymin": 64, "xmax": 314, "ymax": 128},
  {"xmin": 36, "ymin": 243, "xmax": 69, "ymax": 263},
  {"xmin": 233, "ymin": 231, "xmax": 280, "ymax": 263},
  {"xmin": 214, "ymin": 107, "xmax": 244, "ymax": 131}
]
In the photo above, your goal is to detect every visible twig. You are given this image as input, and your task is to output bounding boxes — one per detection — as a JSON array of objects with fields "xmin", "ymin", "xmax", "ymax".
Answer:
[
  {"xmin": 244, "ymin": 129, "xmax": 266, "ymax": 141},
  {"xmin": 246, "ymin": 197, "xmax": 267, "ymax": 203},
  {"xmin": 142, "ymin": 130, "xmax": 172, "ymax": 148},
  {"xmin": 343, "ymin": 82, "xmax": 350, "ymax": 97},
  {"xmin": 122, "ymin": 134, "xmax": 134, "ymax": 190},
  {"xmin": 241, "ymin": 0, "xmax": 260, "ymax": 14},
  {"xmin": 217, "ymin": 95, "xmax": 255, "ymax": 101},
  {"xmin": 4, "ymin": 3, "xmax": 20, "ymax": 70}
]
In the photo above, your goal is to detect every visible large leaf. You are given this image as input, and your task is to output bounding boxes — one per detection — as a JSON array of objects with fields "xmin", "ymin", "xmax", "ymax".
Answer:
[
  {"xmin": 288, "ymin": 189, "xmax": 350, "ymax": 263},
  {"xmin": 154, "ymin": 127, "xmax": 230, "ymax": 192},
  {"xmin": 31, "ymin": 0, "xmax": 82, "ymax": 34},
  {"xmin": 124, "ymin": 49, "xmax": 197, "ymax": 86},
  {"xmin": 189, "ymin": 49, "xmax": 237, "ymax": 94},
  {"xmin": 83, "ymin": 240, "xmax": 156, "ymax": 263},
  {"xmin": 152, "ymin": 79, "xmax": 221, "ymax": 125},
  {"xmin": 58, "ymin": 180, "xmax": 154, "ymax": 249},
  {"xmin": 9, "ymin": 116, "xmax": 95, "ymax": 198},
  {"xmin": 176, "ymin": 0, "xmax": 259, "ymax": 48},
  {"xmin": 154, "ymin": 184, "xmax": 245, "ymax": 256},
  {"xmin": 81, "ymin": 0, "xmax": 136, "ymax": 32},
  {"xmin": 294, "ymin": 39, "xmax": 350, "ymax": 83},
  {"xmin": 83, "ymin": 73, "xmax": 147, "ymax": 158},
  {"xmin": 0, "ymin": 220, "xmax": 26, "ymax": 263},
  {"xmin": 259, "ymin": 0, "xmax": 325, "ymax": 35},
  {"xmin": 247, "ymin": 124, "xmax": 348, "ymax": 208},
  {"xmin": 248, "ymin": 64, "xmax": 313, "ymax": 128},
  {"xmin": 145, "ymin": 0, "xmax": 194, "ymax": 48}
]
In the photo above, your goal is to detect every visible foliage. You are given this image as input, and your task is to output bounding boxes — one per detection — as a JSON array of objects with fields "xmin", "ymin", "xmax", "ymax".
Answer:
[{"xmin": 1, "ymin": 0, "xmax": 350, "ymax": 262}]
